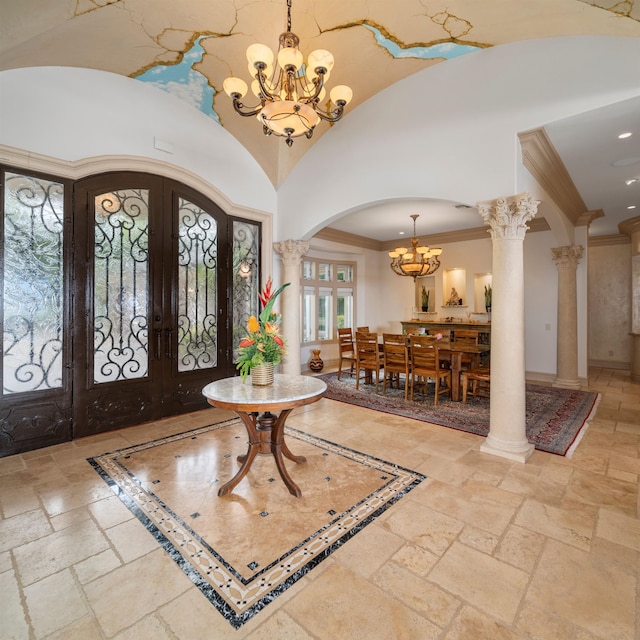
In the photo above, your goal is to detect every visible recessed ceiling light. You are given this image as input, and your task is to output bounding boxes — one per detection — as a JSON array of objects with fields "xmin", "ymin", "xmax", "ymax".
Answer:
[
  {"xmin": 619, "ymin": 132, "xmax": 633, "ymax": 139},
  {"xmin": 398, "ymin": 231, "xmax": 405, "ymax": 235},
  {"xmin": 625, "ymin": 178, "xmax": 638, "ymax": 186},
  {"xmin": 627, "ymin": 205, "xmax": 637, "ymax": 210},
  {"xmin": 612, "ymin": 156, "xmax": 640, "ymax": 167}
]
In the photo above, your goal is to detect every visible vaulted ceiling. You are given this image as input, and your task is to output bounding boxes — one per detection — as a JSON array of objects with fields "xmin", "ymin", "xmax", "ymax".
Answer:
[{"xmin": 1, "ymin": 0, "xmax": 639, "ymax": 238}]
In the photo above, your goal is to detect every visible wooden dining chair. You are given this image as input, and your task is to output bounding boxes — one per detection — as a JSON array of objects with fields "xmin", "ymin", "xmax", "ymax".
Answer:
[
  {"xmin": 337, "ymin": 327, "xmax": 356, "ymax": 380},
  {"xmin": 453, "ymin": 329, "xmax": 480, "ymax": 369},
  {"xmin": 461, "ymin": 366, "xmax": 491, "ymax": 403},
  {"xmin": 408, "ymin": 335, "xmax": 451, "ymax": 405},
  {"xmin": 382, "ymin": 333, "xmax": 410, "ymax": 399},
  {"xmin": 355, "ymin": 331, "xmax": 382, "ymax": 393},
  {"xmin": 356, "ymin": 326, "xmax": 370, "ymax": 333}
]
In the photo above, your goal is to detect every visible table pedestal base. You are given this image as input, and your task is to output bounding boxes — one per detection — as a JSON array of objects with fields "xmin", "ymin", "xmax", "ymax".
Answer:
[{"xmin": 218, "ymin": 409, "xmax": 306, "ymax": 498}]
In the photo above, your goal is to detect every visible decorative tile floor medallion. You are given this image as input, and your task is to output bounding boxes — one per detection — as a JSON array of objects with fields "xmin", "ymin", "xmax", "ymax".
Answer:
[{"xmin": 88, "ymin": 419, "xmax": 426, "ymax": 628}]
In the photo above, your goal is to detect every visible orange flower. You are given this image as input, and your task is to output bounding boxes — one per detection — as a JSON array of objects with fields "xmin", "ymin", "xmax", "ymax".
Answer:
[
  {"xmin": 264, "ymin": 321, "xmax": 279, "ymax": 334},
  {"xmin": 274, "ymin": 335, "xmax": 284, "ymax": 347},
  {"xmin": 238, "ymin": 338, "xmax": 254, "ymax": 348},
  {"xmin": 247, "ymin": 315, "xmax": 260, "ymax": 333}
]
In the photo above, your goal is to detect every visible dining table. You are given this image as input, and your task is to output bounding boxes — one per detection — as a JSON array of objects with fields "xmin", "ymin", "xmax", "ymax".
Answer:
[
  {"xmin": 377, "ymin": 335, "xmax": 490, "ymax": 402},
  {"xmin": 435, "ymin": 342, "xmax": 490, "ymax": 401}
]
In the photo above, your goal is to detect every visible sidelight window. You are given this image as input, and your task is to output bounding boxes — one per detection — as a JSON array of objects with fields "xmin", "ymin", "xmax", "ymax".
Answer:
[
  {"xmin": 2, "ymin": 172, "xmax": 65, "ymax": 394},
  {"xmin": 231, "ymin": 219, "xmax": 260, "ymax": 361}
]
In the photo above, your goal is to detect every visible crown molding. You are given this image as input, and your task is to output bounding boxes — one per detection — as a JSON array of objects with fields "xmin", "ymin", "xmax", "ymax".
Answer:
[
  {"xmin": 315, "ymin": 217, "xmax": 551, "ymax": 251},
  {"xmin": 576, "ymin": 209, "xmax": 604, "ymax": 227},
  {"xmin": 312, "ymin": 227, "xmax": 384, "ymax": 251},
  {"xmin": 619, "ymin": 216, "xmax": 640, "ymax": 237},
  {"xmin": 380, "ymin": 226, "xmax": 490, "ymax": 251},
  {"xmin": 518, "ymin": 128, "xmax": 588, "ymax": 224},
  {"xmin": 588, "ymin": 234, "xmax": 630, "ymax": 247}
]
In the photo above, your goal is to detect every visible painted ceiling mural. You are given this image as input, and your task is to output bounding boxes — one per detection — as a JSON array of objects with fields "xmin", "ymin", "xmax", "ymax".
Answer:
[{"xmin": 1, "ymin": 0, "xmax": 638, "ymax": 184}]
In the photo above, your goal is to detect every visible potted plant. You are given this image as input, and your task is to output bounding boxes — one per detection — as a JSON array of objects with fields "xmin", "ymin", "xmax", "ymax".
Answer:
[
  {"xmin": 484, "ymin": 284, "xmax": 492, "ymax": 312},
  {"xmin": 421, "ymin": 286, "xmax": 429, "ymax": 312},
  {"xmin": 236, "ymin": 277, "xmax": 290, "ymax": 383}
]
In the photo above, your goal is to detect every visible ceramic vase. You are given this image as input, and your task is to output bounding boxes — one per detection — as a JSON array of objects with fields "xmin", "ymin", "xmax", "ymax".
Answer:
[{"xmin": 309, "ymin": 349, "xmax": 324, "ymax": 372}]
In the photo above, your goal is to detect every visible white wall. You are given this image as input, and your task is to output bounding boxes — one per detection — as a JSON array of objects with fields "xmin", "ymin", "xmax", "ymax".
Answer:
[
  {"xmin": 277, "ymin": 36, "xmax": 640, "ymax": 243},
  {"xmin": 0, "ymin": 67, "xmax": 277, "ymax": 216},
  {"xmin": 523, "ymin": 231, "xmax": 560, "ymax": 377}
]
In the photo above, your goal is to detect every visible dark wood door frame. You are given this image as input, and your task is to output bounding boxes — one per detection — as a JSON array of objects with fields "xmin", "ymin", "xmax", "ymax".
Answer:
[
  {"xmin": 1, "ymin": 167, "xmax": 250, "ymax": 456},
  {"xmin": 72, "ymin": 172, "xmax": 234, "ymax": 440}
]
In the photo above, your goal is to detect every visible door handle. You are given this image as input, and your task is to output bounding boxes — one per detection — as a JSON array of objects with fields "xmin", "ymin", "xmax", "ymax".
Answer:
[
  {"xmin": 165, "ymin": 328, "xmax": 173, "ymax": 359},
  {"xmin": 153, "ymin": 329, "xmax": 162, "ymax": 360}
]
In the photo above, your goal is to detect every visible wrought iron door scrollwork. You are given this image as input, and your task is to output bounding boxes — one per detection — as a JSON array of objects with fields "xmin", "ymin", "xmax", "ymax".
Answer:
[
  {"xmin": 3, "ymin": 173, "xmax": 64, "ymax": 394},
  {"xmin": 93, "ymin": 189, "xmax": 149, "ymax": 383},
  {"xmin": 177, "ymin": 198, "xmax": 218, "ymax": 372}
]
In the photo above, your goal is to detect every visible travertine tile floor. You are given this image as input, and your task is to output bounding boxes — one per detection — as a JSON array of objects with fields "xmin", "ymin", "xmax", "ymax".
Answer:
[{"xmin": 1, "ymin": 366, "xmax": 639, "ymax": 639}]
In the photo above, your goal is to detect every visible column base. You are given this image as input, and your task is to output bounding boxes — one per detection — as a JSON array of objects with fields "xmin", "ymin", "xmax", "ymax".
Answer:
[
  {"xmin": 480, "ymin": 435, "xmax": 535, "ymax": 463},
  {"xmin": 631, "ymin": 333, "xmax": 640, "ymax": 383},
  {"xmin": 552, "ymin": 377, "xmax": 581, "ymax": 390}
]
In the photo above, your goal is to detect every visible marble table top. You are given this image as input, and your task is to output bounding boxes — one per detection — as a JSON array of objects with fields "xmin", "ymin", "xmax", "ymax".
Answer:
[{"xmin": 202, "ymin": 374, "xmax": 327, "ymax": 406}]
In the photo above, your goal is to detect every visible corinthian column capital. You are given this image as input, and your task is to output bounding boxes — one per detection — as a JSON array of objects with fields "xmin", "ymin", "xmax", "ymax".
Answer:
[
  {"xmin": 551, "ymin": 245, "xmax": 584, "ymax": 271},
  {"xmin": 274, "ymin": 240, "xmax": 310, "ymax": 267},
  {"xmin": 477, "ymin": 192, "xmax": 539, "ymax": 240}
]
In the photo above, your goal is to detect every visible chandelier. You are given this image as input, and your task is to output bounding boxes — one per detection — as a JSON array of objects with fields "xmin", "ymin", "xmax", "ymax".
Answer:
[
  {"xmin": 222, "ymin": 0, "xmax": 353, "ymax": 147},
  {"xmin": 389, "ymin": 215, "xmax": 443, "ymax": 280}
]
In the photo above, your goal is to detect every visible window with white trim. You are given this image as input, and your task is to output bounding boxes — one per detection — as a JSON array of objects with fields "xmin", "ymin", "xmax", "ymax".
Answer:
[{"xmin": 301, "ymin": 259, "xmax": 355, "ymax": 342}]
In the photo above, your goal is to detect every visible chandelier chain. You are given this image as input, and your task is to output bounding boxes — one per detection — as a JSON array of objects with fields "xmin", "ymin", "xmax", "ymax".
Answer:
[{"xmin": 287, "ymin": 0, "xmax": 292, "ymax": 32}]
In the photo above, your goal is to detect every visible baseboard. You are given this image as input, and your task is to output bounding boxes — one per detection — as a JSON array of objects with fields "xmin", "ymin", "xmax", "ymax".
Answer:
[
  {"xmin": 303, "ymin": 358, "xmax": 339, "ymax": 373},
  {"xmin": 525, "ymin": 371, "xmax": 590, "ymax": 387},
  {"xmin": 588, "ymin": 359, "xmax": 630, "ymax": 371},
  {"xmin": 525, "ymin": 371, "xmax": 556, "ymax": 385}
]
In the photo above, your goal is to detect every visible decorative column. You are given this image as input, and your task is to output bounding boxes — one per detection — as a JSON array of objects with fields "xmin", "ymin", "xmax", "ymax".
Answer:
[
  {"xmin": 551, "ymin": 245, "xmax": 584, "ymax": 389},
  {"xmin": 477, "ymin": 193, "xmax": 539, "ymax": 463},
  {"xmin": 619, "ymin": 217, "xmax": 640, "ymax": 382},
  {"xmin": 274, "ymin": 239, "xmax": 309, "ymax": 375}
]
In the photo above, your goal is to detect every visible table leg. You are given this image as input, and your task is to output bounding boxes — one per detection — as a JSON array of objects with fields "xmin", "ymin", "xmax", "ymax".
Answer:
[
  {"xmin": 218, "ymin": 412, "xmax": 262, "ymax": 496},
  {"xmin": 449, "ymin": 352, "xmax": 462, "ymax": 401},
  {"xmin": 270, "ymin": 409, "xmax": 304, "ymax": 497},
  {"xmin": 218, "ymin": 409, "xmax": 306, "ymax": 498}
]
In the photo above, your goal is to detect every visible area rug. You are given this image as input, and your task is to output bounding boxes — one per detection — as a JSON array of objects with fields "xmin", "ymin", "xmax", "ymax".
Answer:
[
  {"xmin": 88, "ymin": 418, "xmax": 425, "ymax": 629},
  {"xmin": 318, "ymin": 372, "xmax": 600, "ymax": 457}
]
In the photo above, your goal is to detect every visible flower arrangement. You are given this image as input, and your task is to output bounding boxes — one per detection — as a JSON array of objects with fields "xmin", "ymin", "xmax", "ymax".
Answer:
[{"xmin": 236, "ymin": 277, "xmax": 290, "ymax": 381}]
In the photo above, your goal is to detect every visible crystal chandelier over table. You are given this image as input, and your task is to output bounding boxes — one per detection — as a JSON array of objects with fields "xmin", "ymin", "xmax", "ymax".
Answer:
[
  {"xmin": 222, "ymin": 0, "xmax": 353, "ymax": 147},
  {"xmin": 389, "ymin": 215, "xmax": 443, "ymax": 280}
]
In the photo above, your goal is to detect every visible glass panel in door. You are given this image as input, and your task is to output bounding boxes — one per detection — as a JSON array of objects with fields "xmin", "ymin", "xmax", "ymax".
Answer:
[
  {"xmin": 93, "ymin": 189, "xmax": 150, "ymax": 383},
  {"xmin": 3, "ymin": 172, "xmax": 65, "ymax": 393},
  {"xmin": 231, "ymin": 218, "xmax": 260, "ymax": 361},
  {"xmin": 177, "ymin": 197, "xmax": 218, "ymax": 372},
  {"xmin": 1, "ymin": 170, "xmax": 71, "ymax": 456}
]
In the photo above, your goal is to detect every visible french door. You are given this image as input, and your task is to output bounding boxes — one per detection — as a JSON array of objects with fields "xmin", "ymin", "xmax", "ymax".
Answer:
[{"xmin": 0, "ymin": 168, "xmax": 261, "ymax": 455}]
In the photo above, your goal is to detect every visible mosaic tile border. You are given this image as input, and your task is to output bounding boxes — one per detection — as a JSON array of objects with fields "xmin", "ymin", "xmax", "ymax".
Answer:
[{"xmin": 88, "ymin": 419, "xmax": 426, "ymax": 629}]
